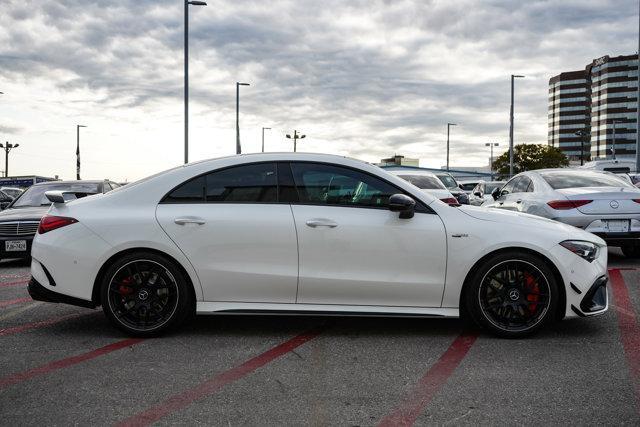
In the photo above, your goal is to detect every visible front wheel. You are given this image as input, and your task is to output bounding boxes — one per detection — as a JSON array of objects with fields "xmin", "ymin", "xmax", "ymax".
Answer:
[
  {"xmin": 100, "ymin": 252, "xmax": 195, "ymax": 337},
  {"xmin": 464, "ymin": 251, "xmax": 559, "ymax": 338}
]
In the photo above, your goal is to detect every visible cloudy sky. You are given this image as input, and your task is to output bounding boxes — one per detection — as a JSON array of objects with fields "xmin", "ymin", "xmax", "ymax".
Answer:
[{"xmin": 0, "ymin": 0, "xmax": 638, "ymax": 181}]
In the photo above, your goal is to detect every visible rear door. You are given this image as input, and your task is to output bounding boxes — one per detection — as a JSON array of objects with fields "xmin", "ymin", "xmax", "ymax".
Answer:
[
  {"xmin": 156, "ymin": 162, "xmax": 299, "ymax": 303},
  {"xmin": 288, "ymin": 162, "xmax": 447, "ymax": 307}
]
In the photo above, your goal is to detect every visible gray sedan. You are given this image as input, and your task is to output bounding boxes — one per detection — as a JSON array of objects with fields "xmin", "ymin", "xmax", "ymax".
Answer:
[{"xmin": 484, "ymin": 169, "xmax": 640, "ymax": 257}]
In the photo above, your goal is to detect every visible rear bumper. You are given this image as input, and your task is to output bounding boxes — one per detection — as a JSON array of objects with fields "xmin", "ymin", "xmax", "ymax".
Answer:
[
  {"xmin": 591, "ymin": 232, "xmax": 640, "ymax": 246},
  {"xmin": 28, "ymin": 276, "xmax": 96, "ymax": 309}
]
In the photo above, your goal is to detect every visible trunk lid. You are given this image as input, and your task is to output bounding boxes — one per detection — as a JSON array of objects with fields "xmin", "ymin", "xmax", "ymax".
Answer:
[{"xmin": 556, "ymin": 186, "xmax": 640, "ymax": 215}]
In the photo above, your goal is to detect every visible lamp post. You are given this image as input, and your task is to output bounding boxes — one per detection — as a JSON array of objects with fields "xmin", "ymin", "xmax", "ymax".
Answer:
[
  {"xmin": 446, "ymin": 123, "xmax": 457, "ymax": 172},
  {"xmin": 236, "ymin": 82, "xmax": 250, "ymax": 154},
  {"xmin": 485, "ymin": 142, "xmax": 499, "ymax": 181},
  {"xmin": 184, "ymin": 0, "xmax": 207, "ymax": 164},
  {"xmin": 509, "ymin": 74, "xmax": 525, "ymax": 177},
  {"xmin": 574, "ymin": 129, "xmax": 590, "ymax": 166},
  {"xmin": 286, "ymin": 130, "xmax": 306, "ymax": 152},
  {"xmin": 261, "ymin": 127, "xmax": 271, "ymax": 152},
  {"xmin": 76, "ymin": 125, "xmax": 87, "ymax": 180},
  {"xmin": 0, "ymin": 142, "xmax": 19, "ymax": 178}
]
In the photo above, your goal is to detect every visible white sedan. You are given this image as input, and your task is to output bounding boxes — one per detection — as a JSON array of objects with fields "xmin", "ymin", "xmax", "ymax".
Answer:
[
  {"xmin": 29, "ymin": 153, "xmax": 608, "ymax": 338},
  {"xmin": 386, "ymin": 169, "xmax": 459, "ymax": 205}
]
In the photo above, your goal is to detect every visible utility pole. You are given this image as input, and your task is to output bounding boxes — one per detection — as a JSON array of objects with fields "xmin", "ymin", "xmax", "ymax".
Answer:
[
  {"xmin": 286, "ymin": 130, "xmax": 306, "ymax": 152},
  {"xmin": 261, "ymin": 127, "xmax": 271, "ymax": 152},
  {"xmin": 446, "ymin": 123, "xmax": 457, "ymax": 172},
  {"xmin": 236, "ymin": 82, "xmax": 250, "ymax": 154},
  {"xmin": 0, "ymin": 142, "xmax": 19, "ymax": 178},
  {"xmin": 485, "ymin": 142, "xmax": 499, "ymax": 181},
  {"xmin": 184, "ymin": 0, "xmax": 207, "ymax": 164},
  {"xmin": 509, "ymin": 74, "xmax": 525, "ymax": 177}
]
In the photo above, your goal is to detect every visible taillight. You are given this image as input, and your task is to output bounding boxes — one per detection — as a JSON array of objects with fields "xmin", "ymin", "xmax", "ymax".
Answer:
[
  {"xmin": 38, "ymin": 215, "xmax": 78, "ymax": 234},
  {"xmin": 633, "ymin": 199, "xmax": 640, "ymax": 204},
  {"xmin": 440, "ymin": 197, "xmax": 460, "ymax": 206},
  {"xmin": 547, "ymin": 200, "xmax": 592, "ymax": 210}
]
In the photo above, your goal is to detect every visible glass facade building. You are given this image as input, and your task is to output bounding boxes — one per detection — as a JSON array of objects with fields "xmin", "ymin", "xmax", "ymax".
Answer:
[{"xmin": 548, "ymin": 54, "xmax": 639, "ymax": 162}]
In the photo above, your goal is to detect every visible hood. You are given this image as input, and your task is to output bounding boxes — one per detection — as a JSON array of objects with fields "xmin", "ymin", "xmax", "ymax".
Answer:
[
  {"xmin": 0, "ymin": 206, "xmax": 50, "ymax": 222},
  {"xmin": 458, "ymin": 205, "xmax": 605, "ymax": 245}
]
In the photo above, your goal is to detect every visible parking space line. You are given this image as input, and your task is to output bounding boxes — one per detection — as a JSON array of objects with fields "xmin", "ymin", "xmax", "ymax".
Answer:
[
  {"xmin": 0, "ymin": 279, "xmax": 29, "ymax": 289},
  {"xmin": 377, "ymin": 332, "xmax": 478, "ymax": 427},
  {"xmin": 0, "ymin": 297, "xmax": 32, "ymax": 308},
  {"xmin": 609, "ymin": 269, "xmax": 640, "ymax": 413},
  {"xmin": 116, "ymin": 327, "xmax": 323, "ymax": 427},
  {"xmin": 0, "ymin": 312, "xmax": 91, "ymax": 337},
  {"xmin": 0, "ymin": 338, "xmax": 144, "ymax": 389}
]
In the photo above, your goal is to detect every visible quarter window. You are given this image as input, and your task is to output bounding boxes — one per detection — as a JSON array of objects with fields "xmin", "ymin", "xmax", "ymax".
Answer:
[{"xmin": 513, "ymin": 177, "xmax": 532, "ymax": 193}]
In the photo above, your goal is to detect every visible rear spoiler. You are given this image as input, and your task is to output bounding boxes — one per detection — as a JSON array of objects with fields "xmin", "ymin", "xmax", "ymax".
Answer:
[{"xmin": 44, "ymin": 191, "xmax": 71, "ymax": 203}]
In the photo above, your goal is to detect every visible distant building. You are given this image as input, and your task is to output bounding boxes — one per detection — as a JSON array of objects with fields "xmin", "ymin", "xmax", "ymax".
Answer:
[
  {"xmin": 548, "ymin": 54, "xmax": 639, "ymax": 162},
  {"xmin": 0, "ymin": 175, "xmax": 58, "ymax": 188},
  {"xmin": 379, "ymin": 155, "xmax": 419, "ymax": 167}
]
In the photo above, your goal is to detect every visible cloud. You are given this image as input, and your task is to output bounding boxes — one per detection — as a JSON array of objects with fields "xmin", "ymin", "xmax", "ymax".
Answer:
[{"xmin": 0, "ymin": 0, "xmax": 637, "ymax": 180}]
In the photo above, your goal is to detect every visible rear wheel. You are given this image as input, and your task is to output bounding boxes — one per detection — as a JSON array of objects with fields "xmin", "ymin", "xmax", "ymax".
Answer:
[
  {"xmin": 621, "ymin": 244, "xmax": 640, "ymax": 258},
  {"xmin": 464, "ymin": 251, "xmax": 559, "ymax": 338},
  {"xmin": 100, "ymin": 252, "xmax": 194, "ymax": 337}
]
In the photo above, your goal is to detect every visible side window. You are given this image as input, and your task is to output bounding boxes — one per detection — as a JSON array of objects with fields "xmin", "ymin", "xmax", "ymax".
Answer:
[
  {"xmin": 513, "ymin": 176, "xmax": 531, "ymax": 193},
  {"xmin": 205, "ymin": 163, "xmax": 277, "ymax": 202},
  {"xmin": 526, "ymin": 180, "xmax": 535, "ymax": 192},
  {"xmin": 165, "ymin": 176, "xmax": 205, "ymax": 203},
  {"xmin": 290, "ymin": 163, "xmax": 398, "ymax": 208},
  {"xmin": 103, "ymin": 182, "xmax": 113, "ymax": 192},
  {"xmin": 500, "ymin": 177, "xmax": 519, "ymax": 196}
]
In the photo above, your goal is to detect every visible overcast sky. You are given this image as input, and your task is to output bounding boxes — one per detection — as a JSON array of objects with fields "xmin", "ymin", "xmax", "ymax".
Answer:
[{"xmin": 0, "ymin": 0, "xmax": 638, "ymax": 181}]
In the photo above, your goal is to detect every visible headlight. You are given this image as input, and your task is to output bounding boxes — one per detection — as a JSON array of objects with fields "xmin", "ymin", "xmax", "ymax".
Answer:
[{"xmin": 559, "ymin": 240, "xmax": 600, "ymax": 262}]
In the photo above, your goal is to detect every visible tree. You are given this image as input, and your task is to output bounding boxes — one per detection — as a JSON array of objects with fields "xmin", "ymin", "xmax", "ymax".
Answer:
[{"xmin": 493, "ymin": 144, "xmax": 569, "ymax": 177}]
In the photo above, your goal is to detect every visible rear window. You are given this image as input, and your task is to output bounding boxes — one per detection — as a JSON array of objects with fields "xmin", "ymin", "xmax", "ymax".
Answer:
[
  {"xmin": 13, "ymin": 183, "xmax": 100, "ymax": 207},
  {"xmin": 436, "ymin": 174, "xmax": 458, "ymax": 189},
  {"xmin": 540, "ymin": 171, "xmax": 634, "ymax": 190},
  {"xmin": 398, "ymin": 175, "xmax": 445, "ymax": 190}
]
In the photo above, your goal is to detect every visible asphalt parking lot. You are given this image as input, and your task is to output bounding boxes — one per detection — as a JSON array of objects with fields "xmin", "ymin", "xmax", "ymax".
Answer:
[{"xmin": 0, "ymin": 249, "xmax": 638, "ymax": 426}]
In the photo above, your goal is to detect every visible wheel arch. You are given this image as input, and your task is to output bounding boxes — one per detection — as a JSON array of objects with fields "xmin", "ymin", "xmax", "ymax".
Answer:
[
  {"xmin": 458, "ymin": 246, "xmax": 567, "ymax": 321},
  {"xmin": 91, "ymin": 247, "xmax": 197, "ymax": 307}
]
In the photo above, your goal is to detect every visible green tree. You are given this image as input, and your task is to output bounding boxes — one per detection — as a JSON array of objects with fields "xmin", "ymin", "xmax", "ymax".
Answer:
[{"xmin": 493, "ymin": 144, "xmax": 569, "ymax": 176}]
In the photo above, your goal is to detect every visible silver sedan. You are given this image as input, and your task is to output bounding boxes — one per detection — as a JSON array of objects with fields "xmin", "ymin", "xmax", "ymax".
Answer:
[{"xmin": 484, "ymin": 168, "xmax": 640, "ymax": 257}]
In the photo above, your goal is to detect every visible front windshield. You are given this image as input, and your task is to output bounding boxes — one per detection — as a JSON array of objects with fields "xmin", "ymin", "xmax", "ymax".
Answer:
[
  {"xmin": 12, "ymin": 183, "xmax": 100, "ymax": 207},
  {"xmin": 437, "ymin": 174, "xmax": 458, "ymax": 189},
  {"xmin": 398, "ymin": 175, "xmax": 446, "ymax": 190}
]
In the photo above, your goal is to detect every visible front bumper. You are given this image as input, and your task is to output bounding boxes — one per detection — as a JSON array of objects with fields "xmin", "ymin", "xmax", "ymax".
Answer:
[
  {"xmin": 0, "ymin": 235, "xmax": 34, "ymax": 259},
  {"xmin": 570, "ymin": 275, "xmax": 608, "ymax": 317}
]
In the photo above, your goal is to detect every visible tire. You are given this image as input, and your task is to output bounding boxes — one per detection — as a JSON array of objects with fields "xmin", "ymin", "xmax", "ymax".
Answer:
[
  {"xmin": 464, "ymin": 251, "xmax": 559, "ymax": 338},
  {"xmin": 100, "ymin": 251, "xmax": 195, "ymax": 337},
  {"xmin": 621, "ymin": 244, "xmax": 640, "ymax": 258}
]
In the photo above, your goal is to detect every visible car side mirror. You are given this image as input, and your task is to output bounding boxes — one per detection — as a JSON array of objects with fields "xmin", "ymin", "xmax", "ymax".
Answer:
[
  {"xmin": 389, "ymin": 194, "xmax": 415, "ymax": 219},
  {"xmin": 458, "ymin": 183, "xmax": 464, "ymax": 189},
  {"xmin": 491, "ymin": 187, "xmax": 500, "ymax": 200},
  {"xmin": 473, "ymin": 191, "xmax": 482, "ymax": 197}
]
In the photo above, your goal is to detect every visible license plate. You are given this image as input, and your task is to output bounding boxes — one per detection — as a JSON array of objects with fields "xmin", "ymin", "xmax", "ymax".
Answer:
[
  {"xmin": 604, "ymin": 220, "xmax": 630, "ymax": 233},
  {"xmin": 5, "ymin": 240, "xmax": 26, "ymax": 252}
]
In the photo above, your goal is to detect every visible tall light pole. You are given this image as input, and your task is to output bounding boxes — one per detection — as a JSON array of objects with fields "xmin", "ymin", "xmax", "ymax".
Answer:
[
  {"xmin": 184, "ymin": 0, "xmax": 207, "ymax": 165},
  {"xmin": 236, "ymin": 82, "xmax": 250, "ymax": 154},
  {"xmin": 485, "ymin": 142, "xmax": 499, "ymax": 181},
  {"xmin": 574, "ymin": 129, "xmax": 589, "ymax": 166},
  {"xmin": 446, "ymin": 123, "xmax": 457, "ymax": 172},
  {"xmin": 509, "ymin": 74, "xmax": 525, "ymax": 177},
  {"xmin": 76, "ymin": 125, "xmax": 87, "ymax": 180},
  {"xmin": 261, "ymin": 127, "xmax": 271, "ymax": 152},
  {"xmin": 286, "ymin": 130, "xmax": 306, "ymax": 152},
  {"xmin": 0, "ymin": 142, "xmax": 19, "ymax": 178}
]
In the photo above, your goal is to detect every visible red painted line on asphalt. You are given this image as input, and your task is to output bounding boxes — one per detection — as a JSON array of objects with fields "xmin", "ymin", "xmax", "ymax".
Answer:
[
  {"xmin": 0, "ymin": 279, "xmax": 29, "ymax": 289},
  {"xmin": 0, "ymin": 338, "xmax": 144, "ymax": 389},
  {"xmin": 608, "ymin": 269, "xmax": 640, "ymax": 413},
  {"xmin": 378, "ymin": 332, "xmax": 478, "ymax": 427},
  {"xmin": 116, "ymin": 327, "xmax": 323, "ymax": 427},
  {"xmin": 0, "ymin": 312, "xmax": 90, "ymax": 337},
  {"xmin": 0, "ymin": 297, "xmax": 31, "ymax": 308}
]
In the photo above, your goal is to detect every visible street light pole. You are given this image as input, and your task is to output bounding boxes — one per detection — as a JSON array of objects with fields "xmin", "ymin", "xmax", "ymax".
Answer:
[
  {"xmin": 446, "ymin": 123, "xmax": 457, "ymax": 172},
  {"xmin": 485, "ymin": 142, "xmax": 499, "ymax": 181},
  {"xmin": 76, "ymin": 125, "xmax": 87, "ymax": 180},
  {"xmin": 184, "ymin": 0, "xmax": 207, "ymax": 165},
  {"xmin": 574, "ymin": 130, "xmax": 590, "ymax": 166},
  {"xmin": 286, "ymin": 130, "xmax": 306, "ymax": 152},
  {"xmin": 0, "ymin": 142, "xmax": 19, "ymax": 178},
  {"xmin": 261, "ymin": 127, "xmax": 271, "ymax": 152},
  {"xmin": 236, "ymin": 82, "xmax": 250, "ymax": 154},
  {"xmin": 509, "ymin": 74, "xmax": 525, "ymax": 177}
]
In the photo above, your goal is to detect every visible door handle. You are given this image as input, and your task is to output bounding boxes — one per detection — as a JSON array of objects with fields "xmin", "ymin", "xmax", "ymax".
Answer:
[
  {"xmin": 174, "ymin": 217, "xmax": 206, "ymax": 225},
  {"xmin": 516, "ymin": 199, "xmax": 522, "ymax": 204},
  {"xmin": 306, "ymin": 219, "xmax": 338, "ymax": 228}
]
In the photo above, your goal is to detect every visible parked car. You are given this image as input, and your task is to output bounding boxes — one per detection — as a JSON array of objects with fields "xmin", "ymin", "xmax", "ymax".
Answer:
[
  {"xmin": 387, "ymin": 170, "xmax": 459, "ymax": 205},
  {"xmin": 484, "ymin": 168, "xmax": 640, "ymax": 257},
  {"xmin": 458, "ymin": 180, "xmax": 480, "ymax": 195},
  {"xmin": 469, "ymin": 181, "xmax": 506, "ymax": 206},
  {"xmin": 0, "ymin": 187, "xmax": 24, "ymax": 199},
  {"xmin": 30, "ymin": 153, "xmax": 607, "ymax": 338},
  {"xmin": 0, "ymin": 190, "xmax": 13, "ymax": 210},
  {"xmin": 0, "ymin": 180, "xmax": 118, "ymax": 261},
  {"xmin": 435, "ymin": 172, "xmax": 469, "ymax": 204},
  {"xmin": 581, "ymin": 159, "xmax": 636, "ymax": 174}
]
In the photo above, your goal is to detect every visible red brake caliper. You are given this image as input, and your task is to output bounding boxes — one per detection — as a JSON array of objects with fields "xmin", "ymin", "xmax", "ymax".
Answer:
[
  {"xmin": 524, "ymin": 272, "xmax": 539, "ymax": 313},
  {"xmin": 119, "ymin": 276, "xmax": 134, "ymax": 296}
]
